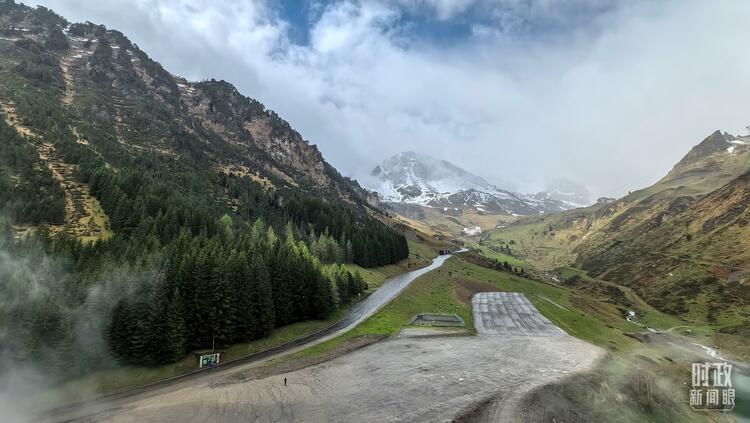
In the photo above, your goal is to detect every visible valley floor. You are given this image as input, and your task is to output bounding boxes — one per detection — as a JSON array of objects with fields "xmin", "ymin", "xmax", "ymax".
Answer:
[
  {"xmin": 70, "ymin": 306, "xmax": 603, "ymax": 422},
  {"xmin": 40, "ymin": 248, "xmax": 748, "ymax": 422}
]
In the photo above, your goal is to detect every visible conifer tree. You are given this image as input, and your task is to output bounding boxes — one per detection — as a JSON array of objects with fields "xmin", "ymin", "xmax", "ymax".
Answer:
[{"xmin": 253, "ymin": 255, "xmax": 275, "ymax": 337}]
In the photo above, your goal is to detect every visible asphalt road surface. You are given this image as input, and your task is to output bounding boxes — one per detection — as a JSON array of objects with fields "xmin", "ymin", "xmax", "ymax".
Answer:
[{"xmin": 42, "ymin": 251, "xmax": 460, "ymax": 423}]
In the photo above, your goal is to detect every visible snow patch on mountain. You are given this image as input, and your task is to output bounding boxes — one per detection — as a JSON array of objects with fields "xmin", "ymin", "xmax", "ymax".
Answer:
[
  {"xmin": 462, "ymin": 226, "xmax": 482, "ymax": 236},
  {"xmin": 369, "ymin": 152, "xmax": 577, "ymax": 215},
  {"xmin": 538, "ymin": 179, "xmax": 592, "ymax": 209},
  {"xmin": 726, "ymin": 134, "xmax": 750, "ymax": 155}
]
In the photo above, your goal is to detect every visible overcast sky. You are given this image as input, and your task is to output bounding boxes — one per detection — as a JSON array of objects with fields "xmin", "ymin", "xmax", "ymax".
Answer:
[{"xmin": 29, "ymin": 0, "xmax": 750, "ymax": 197}]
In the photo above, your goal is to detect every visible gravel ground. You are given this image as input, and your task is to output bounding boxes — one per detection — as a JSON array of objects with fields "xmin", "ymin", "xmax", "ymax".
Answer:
[{"xmin": 79, "ymin": 293, "xmax": 603, "ymax": 423}]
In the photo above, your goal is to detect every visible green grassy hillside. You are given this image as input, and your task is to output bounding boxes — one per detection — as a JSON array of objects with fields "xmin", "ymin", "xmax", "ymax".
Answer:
[{"xmin": 488, "ymin": 131, "xmax": 750, "ymax": 354}]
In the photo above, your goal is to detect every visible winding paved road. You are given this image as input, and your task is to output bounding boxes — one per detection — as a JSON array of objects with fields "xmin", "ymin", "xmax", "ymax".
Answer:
[{"xmin": 43, "ymin": 251, "xmax": 461, "ymax": 422}]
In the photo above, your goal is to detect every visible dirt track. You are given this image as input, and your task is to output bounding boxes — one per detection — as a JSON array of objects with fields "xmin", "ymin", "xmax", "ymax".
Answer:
[{"xmin": 72, "ymin": 294, "xmax": 603, "ymax": 422}]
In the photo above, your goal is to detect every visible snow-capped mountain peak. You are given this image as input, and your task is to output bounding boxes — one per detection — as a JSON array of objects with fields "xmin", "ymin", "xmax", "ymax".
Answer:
[
  {"xmin": 369, "ymin": 152, "xmax": 574, "ymax": 215},
  {"xmin": 372, "ymin": 151, "xmax": 505, "ymax": 201}
]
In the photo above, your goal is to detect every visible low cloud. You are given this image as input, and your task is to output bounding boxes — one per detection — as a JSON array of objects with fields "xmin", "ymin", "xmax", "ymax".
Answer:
[
  {"xmin": 0, "ymin": 244, "xmax": 155, "ymax": 420},
  {"xmin": 29, "ymin": 0, "xmax": 750, "ymax": 197}
]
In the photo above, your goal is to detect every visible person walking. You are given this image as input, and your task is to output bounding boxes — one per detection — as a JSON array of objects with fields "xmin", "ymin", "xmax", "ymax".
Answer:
[{"xmin": 284, "ymin": 377, "xmax": 287, "ymax": 386}]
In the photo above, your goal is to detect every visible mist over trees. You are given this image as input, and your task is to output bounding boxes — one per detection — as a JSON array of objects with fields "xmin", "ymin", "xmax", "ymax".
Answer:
[
  {"xmin": 0, "ymin": 229, "xmax": 140, "ymax": 379},
  {"xmin": 0, "ymin": 213, "xmax": 377, "ymax": 376},
  {"xmin": 0, "ymin": 0, "xmax": 408, "ymax": 382}
]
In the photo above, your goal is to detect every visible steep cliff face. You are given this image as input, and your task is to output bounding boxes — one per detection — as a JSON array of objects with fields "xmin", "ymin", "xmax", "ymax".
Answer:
[{"xmin": 181, "ymin": 80, "xmax": 332, "ymax": 188}]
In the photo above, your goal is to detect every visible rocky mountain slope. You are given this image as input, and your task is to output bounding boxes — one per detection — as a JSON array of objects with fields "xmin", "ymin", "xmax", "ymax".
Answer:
[
  {"xmin": 369, "ymin": 151, "xmax": 570, "ymax": 215},
  {"xmin": 0, "ymin": 3, "xmax": 413, "ymax": 390},
  {"xmin": 0, "ymin": 4, "xmax": 384, "ymax": 241},
  {"xmin": 490, "ymin": 130, "xmax": 750, "ymax": 327}
]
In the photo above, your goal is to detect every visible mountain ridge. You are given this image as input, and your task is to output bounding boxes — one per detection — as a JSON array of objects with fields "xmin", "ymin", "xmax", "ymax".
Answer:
[
  {"xmin": 0, "ymin": 5, "xmax": 389, "ymax": 241},
  {"xmin": 368, "ymin": 151, "xmax": 578, "ymax": 216},
  {"xmin": 489, "ymin": 128, "xmax": 750, "ymax": 327}
]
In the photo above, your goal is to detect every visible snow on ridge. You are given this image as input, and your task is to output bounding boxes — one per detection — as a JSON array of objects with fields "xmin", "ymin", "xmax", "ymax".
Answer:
[{"xmin": 368, "ymin": 152, "xmax": 573, "ymax": 215}]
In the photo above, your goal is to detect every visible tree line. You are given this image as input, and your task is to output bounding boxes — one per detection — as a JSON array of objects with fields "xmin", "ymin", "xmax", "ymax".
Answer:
[
  {"xmin": 0, "ymin": 216, "xmax": 370, "ymax": 374},
  {"xmin": 108, "ymin": 222, "xmax": 367, "ymax": 366}
]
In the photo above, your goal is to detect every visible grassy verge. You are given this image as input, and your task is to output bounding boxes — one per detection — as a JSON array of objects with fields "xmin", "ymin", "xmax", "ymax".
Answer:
[
  {"xmin": 291, "ymin": 254, "xmax": 684, "ymax": 364},
  {"xmin": 557, "ymin": 266, "xmax": 750, "ymax": 360},
  {"xmin": 465, "ymin": 242, "xmax": 530, "ymax": 270},
  {"xmin": 286, "ymin": 257, "xmax": 472, "ymax": 361},
  {"xmin": 451, "ymin": 257, "xmax": 643, "ymax": 353},
  {"xmin": 487, "ymin": 216, "xmax": 578, "ymax": 270},
  {"xmin": 558, "ymin": 267, "xmax": 685, "ymax": 330},
  {"xmin": 324, "ymin": 240, "xmax": 435, "ymax": 291},
  {"xmin": 41, "ymin": 305, "xmax": 352, "ymax": 405}
]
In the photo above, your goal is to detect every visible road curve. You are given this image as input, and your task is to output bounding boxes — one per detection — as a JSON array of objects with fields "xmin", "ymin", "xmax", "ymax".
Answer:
[{"xmin": 43, "ymin": 251, "xmax": 461, "ymax": 422}]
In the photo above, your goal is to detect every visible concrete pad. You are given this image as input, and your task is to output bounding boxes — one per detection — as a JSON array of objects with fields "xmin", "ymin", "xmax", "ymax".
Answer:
[
  {"xmin": 85, "ymin": 334, "xmax": 602, "ymax": 423},
  {"xmin": 472, "ymin": 292, "xmax": 564, "ymax": 336}
]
